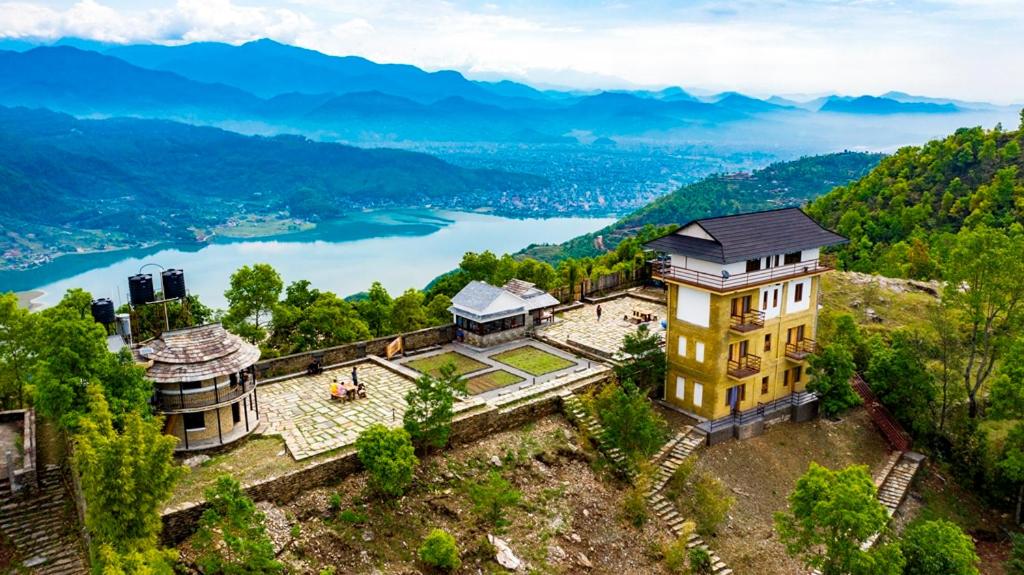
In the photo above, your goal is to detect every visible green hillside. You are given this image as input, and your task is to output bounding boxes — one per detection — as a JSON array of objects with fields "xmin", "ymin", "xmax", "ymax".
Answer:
[
  {"xmin": 807, "ymin": 118, "xmax": 1024, "ymax": 279},
  {"xmin": 519, "ymin": 151, "xmax": 883, "ymax": 263}
]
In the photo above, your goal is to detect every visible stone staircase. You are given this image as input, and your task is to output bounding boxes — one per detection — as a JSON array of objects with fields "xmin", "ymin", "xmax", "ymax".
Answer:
[
  {"xmin": 0, "ymin": 464, "xmax": 88, "ymax": 574},
  {"xmin": 559, "ymin": 391, "xmax": 636, "ymax": 480},
  {"xmin": 650, "ymin": 429, "xmax": 705, "ymax": 493}
]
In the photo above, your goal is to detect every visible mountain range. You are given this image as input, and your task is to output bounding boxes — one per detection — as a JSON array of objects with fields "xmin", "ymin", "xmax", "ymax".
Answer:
[{"xmin": 1, "ymin": 39, "xmax": 1016, "ymax": 145}]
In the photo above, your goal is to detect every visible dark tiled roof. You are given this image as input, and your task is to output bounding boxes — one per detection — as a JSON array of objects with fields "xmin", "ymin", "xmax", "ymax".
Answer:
[
  {"xmin": 644, "ymin": 208, "xmax": 847, "ymax": 264},
  {"xmin": 141, "ymin": 323, "xmax": 260, "ymax": 384}
]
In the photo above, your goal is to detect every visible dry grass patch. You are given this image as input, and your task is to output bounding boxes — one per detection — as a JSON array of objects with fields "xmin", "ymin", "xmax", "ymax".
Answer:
[{"xmin": 464, "ymin": 370, "xmax": 523, "ymax": 395}]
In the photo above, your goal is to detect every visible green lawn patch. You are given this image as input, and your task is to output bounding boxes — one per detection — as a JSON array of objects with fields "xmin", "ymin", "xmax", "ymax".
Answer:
[
  {"xmin": 465, "ymin": 370, "xmax": 524, "ymax": 395},
  {"xmin": 491, "ymin": 346, "xmax": 574, "ymax": 376},
  {"xmin": 406, "ymin": 351, "xmax": 488, "ymax": 377}
]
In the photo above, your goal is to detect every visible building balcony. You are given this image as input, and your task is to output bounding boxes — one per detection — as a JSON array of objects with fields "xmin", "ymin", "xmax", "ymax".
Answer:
[
  {"xmin": 729, "ymin": 310, "xmax": 765, "ymax": 333},
  {"xmin": 727, "ymin": 354, "xmax": 762, "ymax": 380},
  {"xmin": 785, "ymin": 339, "xmax": 817, "ymax": 361},
  {"xmin": 652, "ymin": 259, "xmax": 830, "ymax": 293},
  {"xmin": 157, "ymin": 379, "xmax": 256, "ymax": 412}
]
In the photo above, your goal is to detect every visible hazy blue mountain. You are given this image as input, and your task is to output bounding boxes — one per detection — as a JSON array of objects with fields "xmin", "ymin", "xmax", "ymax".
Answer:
[
  {"xmin": 880, "ymin": 90, "xmax": 1006, "ymax": 111},
  {"xmin": 820, "ymin": 95, "xmax": 960, "ymax": 114},
  {"xmin": 714, "ymin": 92, "xmax": 795, "ymax": 113},
  {"xmin": 0, "ymin": 46, "xmax": 260, "ymax": 116},
  {"xmin": 105, "ymin": 38, "xmax": 535, "ymax": 105}
]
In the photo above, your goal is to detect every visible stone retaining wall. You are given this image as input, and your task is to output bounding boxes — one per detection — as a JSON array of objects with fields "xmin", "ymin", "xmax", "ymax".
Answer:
[
  {"xmin": 255, "ymin": 325, "xmax": 455, "ymax": 379},
  {"xmin": 160, "ymin": 370, "xmax": 613, "ymax": 545}
]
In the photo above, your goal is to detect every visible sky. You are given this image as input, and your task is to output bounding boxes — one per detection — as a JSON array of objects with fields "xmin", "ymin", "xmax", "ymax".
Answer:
[{"xmin": 1, "ymin": 0, "xmax": 1023, "ymax": 103}]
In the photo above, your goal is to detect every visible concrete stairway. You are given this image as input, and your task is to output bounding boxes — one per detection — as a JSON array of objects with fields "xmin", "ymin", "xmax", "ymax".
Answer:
[
  {"xmin": 650, "ymin": 429, "xmax": 705, "ymax": 493},
  {"xmin": 559, "ymin": 391, "xmax": 636, "ymax": 480},
  {"xmin": 0, "ymin": 464, "xmax": 88, "ymax": 574}
]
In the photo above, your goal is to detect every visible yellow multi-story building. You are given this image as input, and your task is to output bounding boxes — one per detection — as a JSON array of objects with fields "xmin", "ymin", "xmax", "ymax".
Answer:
[{"xmin": 645, "ymin": 208, "xmax": 846, "ymax": 443}]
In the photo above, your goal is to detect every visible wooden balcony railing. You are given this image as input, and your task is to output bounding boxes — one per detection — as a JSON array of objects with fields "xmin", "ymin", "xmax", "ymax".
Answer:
[
  {"xmin": 729, "ymin": 309, "xmax": 765, "ymax": 333},
  {"xmin": 727, "ymin": 354, "xmax": 762, "ymax": 379},
  {"xmin": 785, "ymin": 339, "xmax": 817, "ymax": 361},
  {"xmin": 652, "ymin": 259, "xmax": 830, "ymax": 292},
  {"xmin": 157, "ymin": 379, "xmax": 256, "ymax": 412}
]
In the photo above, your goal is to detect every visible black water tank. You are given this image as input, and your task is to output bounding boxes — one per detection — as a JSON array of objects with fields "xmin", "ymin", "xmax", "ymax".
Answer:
[
  {"xmin": 90, "ymin": 298, "xmax": 115, "ymax": 324},
  {"xmin": 128, "ymin": 274, "xmax": 155, "ymax": 306},
  {"xmin": 161, "ymin": 269, "xmax": 186, "ymax": 300}
]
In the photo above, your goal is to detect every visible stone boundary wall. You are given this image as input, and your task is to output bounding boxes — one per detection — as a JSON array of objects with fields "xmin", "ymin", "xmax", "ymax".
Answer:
[
  {"xmin": 0, "ymin": 409, "xmax": 37, "ymax": 490},
  {"xmin": 160, "ymin": 371, "xmax": 613, "ymax": 545},
  {"xmin": 255, "ymin": 324, "xmax": 455, "ymax": 379}
]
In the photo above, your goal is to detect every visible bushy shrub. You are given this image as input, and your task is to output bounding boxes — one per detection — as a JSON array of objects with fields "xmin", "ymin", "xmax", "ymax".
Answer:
[
  {"xmin": 901, "ymin": 520, "xmax": 979, "ymax": 575},
  {"xmin": 418, "ymin": 528, "xmax": 461, "ymax": 571},
  {"xmin": 194, "ymin": 475, "xmax": 282, "ymax": 575},
  {"xmin": 467, "ymin": 470, "xmax": 521, "ymax": 526},
  {"xmin": 355, "ymin": 424, "xmax": 418, "ymax": 498},
  {"xmin": 621, "ymin": 485, "xmax": 648, "ymax": 528},
  {"xmin": 339, "ymin": 508, "xmax": 367, "ymax": 524},
  {"xmin": 689, "ymin": 546, "xmax": 712, "ymax": 575},
  {"xmin": 594, "ymin": 379, "xmax": 668, "ymax": 460},
  {"xmin": 661, "ymin": 534, "xmax": 689, "ymax": 573},
  {"xmin": 328, "ymin": 493, "xmax": 341, "ymax": 512},
  {"xmin": 690, "ymin": 474, "xmax": 733, "ymax": 536}
]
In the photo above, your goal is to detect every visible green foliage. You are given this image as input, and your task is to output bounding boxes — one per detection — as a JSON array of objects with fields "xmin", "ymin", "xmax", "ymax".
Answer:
[
  {"xmin": 990, "ymin": 336, "xmax": 1024, "ymax": 419},
  {"xmin": 1007, "ymin": 532, "xmax": 1024, "ymax": 575},
  {"xmin": 117, "ymin": 293, "xmax": 214, "ymax": 342},
  {"xmin": 92, "ymin": 544, "xmax": 178, "ymax": 575},
  {"xmin": 806, "ymin": 343, "xmax": 861, "ymax": 417},
  {"xmin": 356, "ymin": 281, "xmax": 393, "ymax": 337},
  {"xmin": 328, "ymin": 493, "xmax": 342, "ymax": 512},
  {"xmin": 0, "ymin": 292, "xmax": 35, "ymax": 409},
  {"xmin": 338, "ymin": 508, "xmax": 367, "ymax": 524},
  {"xmin": 417, "ymin": 528, "xmax": 461, "ymax": 571},
  {"xmin": 690, "ymin": 474, "xmax": 733, "ymax": 536},
  {"xmin": 355, "ymin": 424, "xmax": 418, "ymax": 498},
  {"xmin": 403, "ymin": 362, "xmax": 468, "ymax": 450},
  {"xmin": 268, "ymin": 281, "xmax": 370, "ymax": 355},
  {"xmin": 865, "ymin": 330, "xmax": 935, "ymax": 433},
  {"xmin": 998, "ymin": 422, "xmax": 1024, "ymax": 484},
  {"xmin": 688, "ymin": 546, "xmax": 712, "ymax": 575},
  {"xmin": 425, "ymin": 294, "xmax": 454, "ymax": 325},
  {"xmin": 74, "ymin": 387, "xmax": 182, "ymax": 565},
  {"xmin": 467, "ymin": 470, "xmax": 521, "ymax": 526},
  {"xmin": 775, "ymin": 463, "xmax": 901, "ymax": 575},
  {"xmin": 621, "ymin": 485, "xmax": 648, "ymax": 528},
  {"xmin": 390, "ymin": 288, "xmax": 429, "ymax": 333},
  {"xmin": 615, "ymin": 324, "xmax": 667, "ymax": 395},
  {"xmin": 900, "ymin": 519, "xmax": 979, "ymax": 575},
  {"xmin": 194, "ymin": 475, "xmax": 283, "ymax": 575},
  {"xmin": 942, "ymin": 226, "xmax": 1024, "ymax": 417},
  {"xmin": 661, "ymin": 533, "xmax": 690, "ymax": 573},
  {"xmin": 224, "ymin": 263, "xmax": 283, "ymax": 343},
  {"xmin": 808, "ymin": 123, "xmax": 1024, "ymax": 279},
  {"xmin": 594, "ymin": 379, "xmax": 668, "ymax": 460}
]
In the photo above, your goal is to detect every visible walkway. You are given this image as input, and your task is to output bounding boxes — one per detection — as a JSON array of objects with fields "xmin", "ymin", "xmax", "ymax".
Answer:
[
  {"xmin": 0, "ymin": 465, "xmax": 88, "ymax": 574},
  {"xmin": 538, "ymin": 295, "xmax": 667, "ymax": 359},
  {"xmin": 852, "ymin": 374, "xmax": 912, "ymax": 451}
]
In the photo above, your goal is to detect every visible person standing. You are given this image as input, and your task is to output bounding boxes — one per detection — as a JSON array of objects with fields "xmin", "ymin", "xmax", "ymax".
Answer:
[
  {"xmin": 352, "ymin": 366, "xmax": 359, "ymax": 387},
  {"xmin": 596, "ymin": 304, "xmax": 602, "ymax": 321}
]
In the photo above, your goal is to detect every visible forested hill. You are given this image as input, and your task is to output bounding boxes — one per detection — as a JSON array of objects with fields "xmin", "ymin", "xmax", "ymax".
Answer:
[
  {"xmin": 806, "ymin": 117, "xmax": 1024, "ymax": 279},
  {"xmin": 0, "ymin": 106, "xmax": 546, "ymax": 268},
  {"xmin": 519, "ymin": 151, "xmax": 883, "ymax": 262}
]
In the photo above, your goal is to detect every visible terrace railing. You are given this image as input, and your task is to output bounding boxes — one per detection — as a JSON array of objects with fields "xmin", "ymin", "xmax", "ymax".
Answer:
[
  {"xmin": 652, "ymin": 259, "xmax": 830, "ymax": 292},
  {"xmin": 729, "ymin": 309, "xmax": 765, "ymax": 332},
  {"xmin": 785, "ymin": 338, "xmax": 818, "ymax": 361},
  {"xmin": 157, "ymin": 379, "xmax": 256, "ymax": 412},
  {"xmin": 727, "ymin": 354, "xmax": 761, "ymax": 379}
]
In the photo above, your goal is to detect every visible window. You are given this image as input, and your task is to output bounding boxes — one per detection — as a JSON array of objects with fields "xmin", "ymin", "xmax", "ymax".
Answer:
[
  {"xmin": 761, "ymin": 377, "xmax": 770, "ymax": 395},
  {"xmin": 783, "ymin": 370, "xmax": 790, "ymax": 387},
  {"xmin": 675, "ymin": 376, "xmax": 685, "ymax": 401},
  {"xmin": 794, "ymin": 282, "xmax": 804, "ymax": 303},
  {"xmin": 181, "ymin": 381, "xmax": 202, "ymax": 391},
  {"xmin": 183, "ymin": 412, "xmax": 205, "ymax": 431},
  {"xmin": 762, "ymin": 291, "xmax": 769, "ymax": 310},
  {"xmin": 773, "ymin": 288, "xmax": 779, "ymax": 308},
  {"xmin": 793, "ymin": 366, "xmax": 803, "ymax": 383},
  {"xmin": 695, "ymin": 342, "xmax": 705, "ymax": 363},
  {"xmin": 232, "ymin": 402, "xmax": 241, "ymax": 424},
  {"xmin": 693, "ymin": 382, "xmax": 703, "ymax": 407},
  {"xmin": 784, "ymin": 251, "xmax": 802, "ymax": 265},
  {"xmin": 764, "ymin": 333, "xmax": 772, "ymax": 352},
  {"xmin": 745, "ymin": 258, "xmax": 762, "ymax": 272},
  {"xmin": 731, "ymin": 295, "xmax": 751, "ymax": 316},
  {"xmin": 678, "ymin": 336, "xmax": 687, "ymax": 357}
]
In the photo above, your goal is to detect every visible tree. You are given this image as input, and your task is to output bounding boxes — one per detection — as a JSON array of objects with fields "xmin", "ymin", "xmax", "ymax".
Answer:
[
  {"xmin": 425, "ymin": 294, "xmax": 453, "ymax": 326},
  {"xmin": 0, "ymin": 293, "xmax": 35, "ymax": 409},
  {"xmin": 990, "ymin": 336, "xmax": 1024, "ymax": 419},
  {"xmin": 292, "ymin": 293, "xmax": 370, "ymax": 351},
  {"xmin": 806, "ymin": 343, "xmax": 861, "ymax": 417},
  {"xmin": 418, "ymin": 529, "xmax": 461, "ymax": 571},
  {"xmin": 194, "ymin": 475, "xmax": 282, "ymax": 575},
  {"xmin": 594, "ymin": 379, "xmax": 667, "ymax": 459},
  {"xmin": 900, "ymin": 519, "xmax": 979, "ymax": 575},
  {"xmin": 390, "ymin": 288, "xmax": 428, "ymax": 333},
  {"xmin": 1007, "ymin": 532, "xmax": 1024, "ymax": 575},
  {"xmin": 999, "ymin": 423, "xmax": 1024, "ymax": 523},
  {"xmin": 467, "ymin": 470, "xmax": 521, "ymax": 526},
  {"xmin": 355, "ymin": 424, "xmax": 418, "ymax": 498},
  {"xmin": 95, "ymin": 348, "xmax": 158, "ymax": 424},
  {"xmin": 942, "ymin": 226, "xmax": 1024, "ymax": 418},
  {"xmin": 775, "ymin": 463, "xmax": 903, "ymax": 575},
  {"xmin": 74, "ymin": 386, "xmax": 182, "ymax": 564},
  {"xmin": 927, "ymin": 302, "xmax": 965, "ymax": 433},
  {"xmin": 119, "ymin": 293, "xmax": 214, "ymax": 341},
  {"xmin": 865, "ymin": 330, "xmax": 935, "ymax": 434},
  {"xmin": 403, "ymin": 362, "xmax": 467, "ymax": 450},
  {"xmin": 224, "ymin": 263, "xmax": 283, "ymax": 344},
  {"xmin": 615, "ymin": 324, "xmax": 666, "ymax": 396},
  {"xmin": 357, "ymin": 282, "xmax": 393, "ymax": 337}
]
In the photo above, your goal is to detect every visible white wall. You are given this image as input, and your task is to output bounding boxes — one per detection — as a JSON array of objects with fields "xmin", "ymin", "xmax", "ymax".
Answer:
[
  {"xmin": 802, "ymin": 248, "xmax": 820, "ymax": 262},
  {"xmin": 678, "ymin": 223, "xmax": 714, "ymax": 240},
  {"xmin": 786, "ymin": 278, "xmax": 812, "ymax": 313},
  {"xmin": 676, "ymin": 285, "xmax": 710, "ymax": 327},
  {"xmin": 760, "ymin": 283, "xmax": 783, "ymax": 320}
]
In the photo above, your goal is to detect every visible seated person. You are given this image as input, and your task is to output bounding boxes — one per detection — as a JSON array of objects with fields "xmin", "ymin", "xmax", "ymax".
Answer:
[
  {"xmin": 356, "ymin": 381, "xmax": 367, "ymax": 398},
  {"xmin": 330, "ymin": 381, "xmax": 342, "ymax": 399}
]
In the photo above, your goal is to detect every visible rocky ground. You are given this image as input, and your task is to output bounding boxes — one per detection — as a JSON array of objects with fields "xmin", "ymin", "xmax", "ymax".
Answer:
[{"xmin": 180, "ymin": 416, "xmax": 679, "ymax": 574}]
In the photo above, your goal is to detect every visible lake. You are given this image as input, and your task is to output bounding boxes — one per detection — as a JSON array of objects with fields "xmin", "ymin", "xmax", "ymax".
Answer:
[{"xmin": 1, "ymin": 209, "xmax": 615, "ymax": 309}]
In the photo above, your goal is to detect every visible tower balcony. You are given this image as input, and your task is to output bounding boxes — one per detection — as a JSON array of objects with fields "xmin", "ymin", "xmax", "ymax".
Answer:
[
  {"xmin": 652, "ymin": 259, "xmax": 830, "ymax": 293},
  {"xmin": 785, "ymin": 339, "xmax": 817, "ymax": 361},
  {"xmin": 729, "ymin": 310, "xmax": 765, "ymax": 333},
  {"xmin": 727, "ymin": 354, "xmax": 762, "ymax": 380}
]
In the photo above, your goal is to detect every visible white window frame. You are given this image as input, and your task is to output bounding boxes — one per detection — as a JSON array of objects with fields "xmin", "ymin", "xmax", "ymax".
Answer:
[
  {"xmin": 675, "ymin": 376, "xmax": 685, "ymax": 401},
  {"xmin": 677, "ymin": 336, "xmax": 687, "ymax": 357},
  {"xmin": 695, "ymin": 342, "xmax": 705, "ymax": 363},
  {"xmin": 693, "ymin": 382, "xmax": 703, "ymax": 407}
]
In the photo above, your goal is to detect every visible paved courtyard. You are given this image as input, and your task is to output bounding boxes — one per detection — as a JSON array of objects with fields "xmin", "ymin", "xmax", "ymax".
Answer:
[
  {"xmin": 538, "ymin": 295, "xmax": 668, "ymax": 358},
  {"xmin": 258, "ymin": 360, "xmax": 420, "ymax": 460}
]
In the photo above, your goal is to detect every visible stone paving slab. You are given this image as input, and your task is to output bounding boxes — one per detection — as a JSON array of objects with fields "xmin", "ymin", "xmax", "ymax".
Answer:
[{"xmin": 538, "ymin": 295, "xmax": 668, "ymax": 358}]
